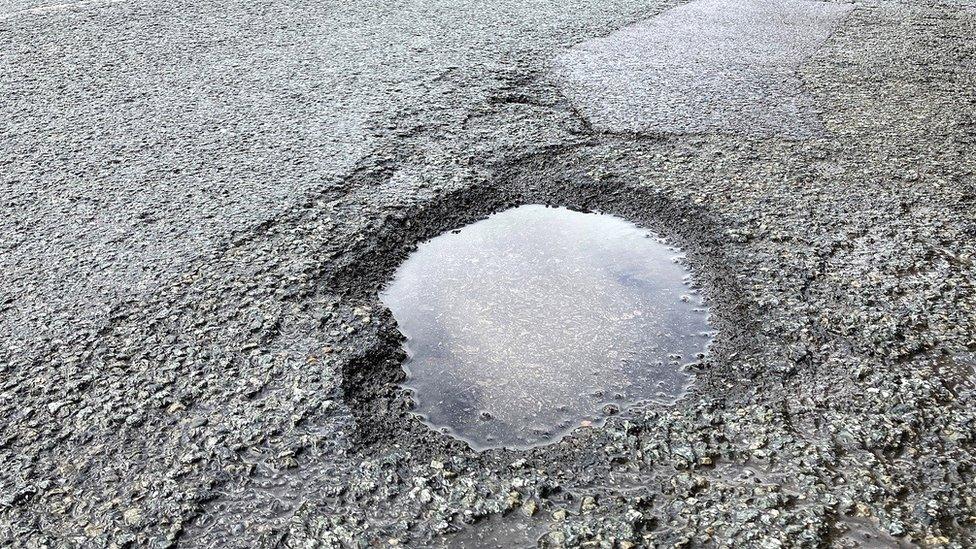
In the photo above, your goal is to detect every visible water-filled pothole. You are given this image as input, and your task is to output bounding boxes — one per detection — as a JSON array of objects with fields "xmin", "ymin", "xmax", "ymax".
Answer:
[{"xmin": 380, "ymin": 205, "xmax": 713, "ymax": 450}]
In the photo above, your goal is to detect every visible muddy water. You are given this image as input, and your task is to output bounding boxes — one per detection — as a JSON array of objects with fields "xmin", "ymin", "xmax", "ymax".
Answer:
[{"xmin": 381, "ymin": 205, "xmax": 712, "ymax": 450}]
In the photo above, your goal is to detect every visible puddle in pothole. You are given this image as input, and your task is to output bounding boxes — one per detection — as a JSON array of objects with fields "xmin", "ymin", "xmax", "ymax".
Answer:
[{"xmin": 380, "ymin": 205, "xmax": 713, "ymax": 450}]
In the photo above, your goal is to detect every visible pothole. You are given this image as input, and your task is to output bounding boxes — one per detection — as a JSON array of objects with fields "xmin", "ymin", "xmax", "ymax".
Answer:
[{"xmin": 380, "ymin": 204, "xmax": 713, "ymax": 450}]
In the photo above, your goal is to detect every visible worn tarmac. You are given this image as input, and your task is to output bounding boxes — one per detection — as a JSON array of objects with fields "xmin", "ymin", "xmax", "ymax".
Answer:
[{"xmin": 2, "ymin": 0, "xmax": 975, "ymax": 547}]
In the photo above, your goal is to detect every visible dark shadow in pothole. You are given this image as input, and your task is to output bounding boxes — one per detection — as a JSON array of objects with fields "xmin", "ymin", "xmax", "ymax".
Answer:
[{"xmin": 335, "ymin": 149, "xmax": 759, "ymax": 458}]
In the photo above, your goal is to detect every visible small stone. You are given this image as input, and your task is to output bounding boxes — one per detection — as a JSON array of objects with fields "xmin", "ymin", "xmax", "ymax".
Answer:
[
  {"xmin": 626, "ymin": 508, "xmax": 643, "ymax": 524},
  {"xmin": 521, "ymin": 500, "xmax": 537, "ymax": 517},
  {"xmin": 506, "ymin": 491, "xmax": 522, "ymax": 509},
  {"xmin": 123, "ymin": 507, "xmax": 142, "ymax": 527},
  {"xmin": 548, "ymin": 531, "xmax": 567, "ymax": 544},
  {"xmin": 581, "ymin": 495, "xmax": 598, "ymax": 512}
]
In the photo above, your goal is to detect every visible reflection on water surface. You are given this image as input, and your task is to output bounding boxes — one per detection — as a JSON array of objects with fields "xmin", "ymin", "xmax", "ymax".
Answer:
[{"xmin": 381, "ymin": 205, "xmax": 712, "ymax": 450}]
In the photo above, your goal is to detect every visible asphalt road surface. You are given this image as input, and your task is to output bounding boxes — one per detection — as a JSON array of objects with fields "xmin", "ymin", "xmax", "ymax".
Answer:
[{"xmin": 2, "ymin": 0, "xmax": 975, "ymax": 547}]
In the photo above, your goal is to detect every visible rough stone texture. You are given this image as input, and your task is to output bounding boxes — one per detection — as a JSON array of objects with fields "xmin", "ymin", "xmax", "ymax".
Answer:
[
  {"xmin": 0, "ymin": 0, "xmax": 658, "ymax": 352},
  {"xmin": 2, "ymin": 0, "xmax": 975, "ymax": 547}
]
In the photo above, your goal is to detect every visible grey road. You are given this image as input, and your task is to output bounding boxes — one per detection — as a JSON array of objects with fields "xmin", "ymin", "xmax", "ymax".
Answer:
[{"xmin": 2, "ymin": 0, "xmax": 975, "ymax": 547}]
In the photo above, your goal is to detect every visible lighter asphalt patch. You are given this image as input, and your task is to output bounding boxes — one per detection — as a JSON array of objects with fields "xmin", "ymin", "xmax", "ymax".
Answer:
[{"xmin": 555, "ymin": 0, "xmax": 853, "ymax": 138}]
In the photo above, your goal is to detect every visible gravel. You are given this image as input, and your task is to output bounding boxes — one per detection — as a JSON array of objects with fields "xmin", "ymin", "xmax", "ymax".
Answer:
[{"xmin": 2, "ymin": 0, "xmax": 975, "ymax": 547}]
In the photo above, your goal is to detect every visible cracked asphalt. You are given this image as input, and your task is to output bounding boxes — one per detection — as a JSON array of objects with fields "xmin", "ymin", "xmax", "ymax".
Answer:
[{"xmin": 2, "ymin": 0, "xmax": 975, "ymax": 547}]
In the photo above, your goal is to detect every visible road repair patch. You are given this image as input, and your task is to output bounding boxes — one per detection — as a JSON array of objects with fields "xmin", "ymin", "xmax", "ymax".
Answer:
[{"xmin": 555, "ymin": 0, "xmax": 853, "ymax": 138}]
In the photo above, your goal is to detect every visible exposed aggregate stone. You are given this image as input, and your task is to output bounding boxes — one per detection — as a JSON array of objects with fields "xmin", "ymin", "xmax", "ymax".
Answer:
[{"xmin": 2, "ymin": 0, "xmax": 975, "ymax": 547}]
